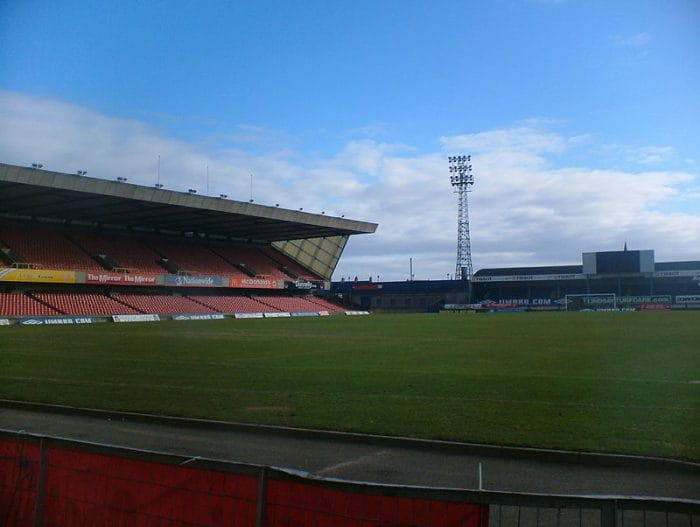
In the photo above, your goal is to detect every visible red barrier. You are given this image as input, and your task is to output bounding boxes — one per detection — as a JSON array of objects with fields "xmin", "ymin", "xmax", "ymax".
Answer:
[
  {"xmin": 0, "ymin": 436, "xmax": 488, "ymax": 527},
  {"xmin": 266, "ymin": 479, "xmax": 488, "ymax": 527},
  {"xmin": 0, "ymin": 439, "xmax": 40, "ymax": 527}
]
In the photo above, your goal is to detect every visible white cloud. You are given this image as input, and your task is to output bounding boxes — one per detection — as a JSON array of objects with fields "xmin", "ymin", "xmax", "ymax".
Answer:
[
  {"xmin": 610, "ymin": 32, "xmax": 652, "ymax": 47},
  {"xmin": 603, "ymin": 144, "xmax": 674, "ymax": 165},
  {"xmin": 1, "ymin": 90, "xmax": 698, "ymax": 281}
]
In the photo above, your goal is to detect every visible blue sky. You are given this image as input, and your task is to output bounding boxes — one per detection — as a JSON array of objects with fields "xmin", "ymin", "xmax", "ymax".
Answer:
[{"xmin": 1, "ymin": 0, "xmax": 699, "ymax": 279}]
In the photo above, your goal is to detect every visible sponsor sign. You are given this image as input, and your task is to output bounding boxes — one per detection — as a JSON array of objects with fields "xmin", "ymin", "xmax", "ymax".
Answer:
[
  {"xmin": 654, "ymin": 270, "xmax": 700, "ymax": 278},
  {"xmin": 578, "ymin": 295, "xmax": 672, "ymax": 306},
  {"xmin": 164, "ymin": 275, "xmax": 226, "ymax": 287},
  {"xmin": 587, "ymin": 307, "xmax": 637, "ymax": 312},
  {"xmin": 352, "ymin": 284, "xmax": 383, "ymax": 290},
  {"xmin": 291, "ymin": 311, "xmax": 320, "ymax": 317},
  {"xmin": 0, "ymin": 268, "xmax": 77, "ymax": 284},
  {"xmin": 0, "ymin": 319, "xmax": 11, "ymax": 326},
  {"xmin": 172, "ymin": 314, "xmax": 225, "ymax": 321},
  {"xmin": 444, "ymin": 304, "xmax": 480, "ymax": 310},
  {"xmin": 263, "ymin": 312, "xmax": 291, "ymax": 318},
  {"xmin": 676, "ymin": 295, "xmax": 700, "ymax": 303},
  {"xmin": 229, "ymin": 277, "xmax": 281, "ymax": 289},
  {"xmin": 318, "ymin": 311, "xmax": 330, "ymax": 316},
  {"xmin": 234, "ymin": 312, "xmax": 264, "ymax": 319},
  {"xmin": 473, "ymin": 273, "xmax": 585, "ymax": 282},
  {"xmin": 112, "ymin": 314, "xmax": 160, "ymax": 323},
  {"xmin": 20, "ymin": 317, "xmax": 95, "ymax": 325},
  {"xmin": 345, "ymin": 310, "xmax": 370, "ymax": 316},
  {"xmin": 292, "ymin": 280, "xmax": 315, "ymax": 289},
  {"xmin": 618, "ymin": 295, "xmax": 671, "ymax": 305},
  {"xmin": 481, "ymin": 303, "xmax": 520, "ymax": 309},
  {"xmin": 499, "ymin": 298, "xmax": 552, "ymax": 306},
  {"xmin": 640, "ymin": 304, "xmax": 671, "ymax": 311},
  {"xmin": 86, "ymin": 272, "xmax": 158, "ymax": 285}
]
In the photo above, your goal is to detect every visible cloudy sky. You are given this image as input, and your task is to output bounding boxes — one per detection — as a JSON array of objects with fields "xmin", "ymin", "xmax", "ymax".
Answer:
[{"xmin": 1, "ymin": 1, "xmax": 699, "ymax": 280}]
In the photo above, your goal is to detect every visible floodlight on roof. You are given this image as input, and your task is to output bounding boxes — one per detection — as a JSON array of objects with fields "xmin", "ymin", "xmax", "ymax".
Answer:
[
  {"xmin": 31, "ymin": 163, "xmax": 43, "ymax": 169},
  {"xmin": 188, "ymin": 189, "xmax": 197, "ymax": 194},
  {"xmin": 219, "ymin": 193, "xmax": 227, "ymax": 198},
  {"xmin": 76, "ymin": 170, "xmax": 87, "ymax": 176},
  {"xmin": 117, "ymin": 177, "xmax": 128, "ymax": 183},
  {"xmin": 155, "ymin": 183, "xmax": 164, "ymax": 189}
]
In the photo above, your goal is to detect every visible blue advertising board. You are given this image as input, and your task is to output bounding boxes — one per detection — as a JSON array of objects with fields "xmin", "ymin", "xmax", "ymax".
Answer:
[
  {"xmin": 20, "ymin": 317, "xmax": 95, "ymax": 325},
  {"xmin": 163, "ymin": 275, "xmax": 227, "ymax": 287}
]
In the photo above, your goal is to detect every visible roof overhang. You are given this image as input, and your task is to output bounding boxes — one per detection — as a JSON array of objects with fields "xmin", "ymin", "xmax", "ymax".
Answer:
[{"xmin": 0, "ymin": 163, "xmax": 378, "ymax": 242}]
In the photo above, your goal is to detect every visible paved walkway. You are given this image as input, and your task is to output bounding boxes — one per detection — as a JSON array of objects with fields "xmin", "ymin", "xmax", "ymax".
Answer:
[{"xmin": 0, "ymin": 406, "xmax": 698, "ymax": 499}]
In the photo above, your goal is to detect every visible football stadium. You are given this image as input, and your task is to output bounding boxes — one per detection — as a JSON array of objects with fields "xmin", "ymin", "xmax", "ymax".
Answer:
[{"xmin": 1, "ymin": 162, "xmax": 698, "ymax": 526}]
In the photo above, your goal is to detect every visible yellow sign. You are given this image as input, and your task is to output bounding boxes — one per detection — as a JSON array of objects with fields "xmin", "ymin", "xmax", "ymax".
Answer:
[{"xmin": 0, "ymin": 268, "xmax": 77, "ymax": 283}]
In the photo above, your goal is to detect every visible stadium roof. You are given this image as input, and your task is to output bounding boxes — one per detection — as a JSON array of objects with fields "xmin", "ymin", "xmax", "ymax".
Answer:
[{"xmin": 0, "ymin": 163, "xmax": 377, "ymax": 242}]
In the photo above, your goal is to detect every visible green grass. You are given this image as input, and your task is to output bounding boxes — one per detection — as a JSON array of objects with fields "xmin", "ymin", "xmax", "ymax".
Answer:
[{"xmin": 1, "ymin": 312, "xmax": 698, "ymax": 460}]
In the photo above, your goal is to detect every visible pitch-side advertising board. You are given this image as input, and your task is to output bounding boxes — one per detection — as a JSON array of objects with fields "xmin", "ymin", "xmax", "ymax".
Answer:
[
  {"xmin": 86, "ymin": 272, "xmax": 158, "ymax": 285},
  {"xmin": 0, "ymin": 268, "xmax": 77, "ymax": 283}
]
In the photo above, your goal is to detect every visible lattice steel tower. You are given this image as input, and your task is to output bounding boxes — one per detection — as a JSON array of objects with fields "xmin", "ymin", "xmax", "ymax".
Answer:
[{"xmin": 448, "ymin": 155, "xmax": 474, "ymax": 281}]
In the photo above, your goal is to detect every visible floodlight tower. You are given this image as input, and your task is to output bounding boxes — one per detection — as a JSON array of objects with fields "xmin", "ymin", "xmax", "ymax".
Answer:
[{"xmin": 448, "ymin": 155, "xmax": 474, "ymax": 281}]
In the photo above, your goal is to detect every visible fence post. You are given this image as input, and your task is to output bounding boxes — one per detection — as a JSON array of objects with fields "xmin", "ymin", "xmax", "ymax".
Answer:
[
  {"xmin": 601, "ymin": 501, "xmax": 618, "ymax": 527},
  {"xmin": 33, "ymin": 437, "xmax": 48, "ymax": 527},
  {"xmin": 256, "ymin": 466, "xmax": 268, "ymax": 527}
]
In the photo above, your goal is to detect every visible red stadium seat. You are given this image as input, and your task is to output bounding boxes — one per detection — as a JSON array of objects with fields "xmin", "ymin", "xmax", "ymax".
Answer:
[
  {"xmin": 70, "ymin": 232, "xmax": 164, "ymax": 274},
  {"xmin": 0, "ymin": 292, "xmax": 61, "ymax": 316},
  {"xmin": 0, "ymin": 225, "xmax": 102, "ymax": 271},
  {"xmin": 32, "ymin": 292, "xmax": 141, "ymax": 316},
  {"xmin": 188, "ymin": 295, "xmax": 277, "ymax": 313},
  {"xmin": 114, "ymin": 294, "xmax": 217, "ymax": 315}
]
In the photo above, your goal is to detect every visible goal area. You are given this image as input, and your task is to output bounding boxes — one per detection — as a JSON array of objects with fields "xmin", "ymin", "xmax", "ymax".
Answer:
[{"xmin": 564, "ymin": 293, "xmax": 617, "ymax": 311}]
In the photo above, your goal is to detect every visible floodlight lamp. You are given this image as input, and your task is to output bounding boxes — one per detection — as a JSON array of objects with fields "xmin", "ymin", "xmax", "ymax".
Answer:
[
  {"xmin": 155, "ymin": 183, "xmax": 164, "ymax": 189},
  {"xmin": 275, "ymin": 203, "xmax": 279, "ymax": 207},
  {"xmin": 188, "ymin": 189, "xmax": 197, "ymax": 194},
  {"xmin": 219, "ymin": 193, "xmax": 227, "ymax": 198}
]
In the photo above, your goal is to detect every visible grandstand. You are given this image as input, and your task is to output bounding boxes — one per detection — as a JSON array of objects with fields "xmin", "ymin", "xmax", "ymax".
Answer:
[
  {"xmin": 332, "ymin": 248, "xmax": 700, "ymax": 312},
  {"xmin": 0, "ymin": 163, "xmax": 377, "ymax": 322}
]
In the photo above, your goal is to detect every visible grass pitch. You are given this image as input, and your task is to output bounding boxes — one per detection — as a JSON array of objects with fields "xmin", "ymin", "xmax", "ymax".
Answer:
[{"xmin": 1, "ymin": 311, "xmax": 698, "ymax": 460}]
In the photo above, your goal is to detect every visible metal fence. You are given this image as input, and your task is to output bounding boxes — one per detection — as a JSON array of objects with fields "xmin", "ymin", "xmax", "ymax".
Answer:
[{"xmin": 1, "ymin": 429, "xmax": 698, "ymax": 527}]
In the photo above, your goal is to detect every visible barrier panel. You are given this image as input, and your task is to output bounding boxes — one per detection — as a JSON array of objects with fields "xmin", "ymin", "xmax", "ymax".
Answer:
[{"xmin": 1, "ymin": 431, "xmax": 697, "ymax": 527}]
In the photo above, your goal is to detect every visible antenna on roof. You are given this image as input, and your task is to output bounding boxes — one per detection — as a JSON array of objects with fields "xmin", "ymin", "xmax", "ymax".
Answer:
[
  {"xmin": 624, "ymin": 241, "xmax": 628, "ymax": 251},
  {"xmin": 249, "ymin": 174, "xmax": 254, "ymax": 203}
]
